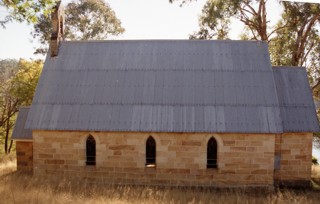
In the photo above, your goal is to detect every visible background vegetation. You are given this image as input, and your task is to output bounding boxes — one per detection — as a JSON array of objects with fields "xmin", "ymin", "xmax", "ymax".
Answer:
[
  {"xmin": 32, "ymin": 0, "xmax": 125, "ymax": 54},
  {"xmin": 0, "ymin": 59, "xmax": 42, "ymax": 154}
]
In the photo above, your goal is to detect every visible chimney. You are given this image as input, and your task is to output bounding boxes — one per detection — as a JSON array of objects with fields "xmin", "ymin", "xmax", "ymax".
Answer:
[{"xmin": 50, "ymin": 1, "xmax": 64, "ymax": 57}]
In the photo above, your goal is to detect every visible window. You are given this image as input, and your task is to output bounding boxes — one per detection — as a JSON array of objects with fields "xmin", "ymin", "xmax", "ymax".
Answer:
[
  {"xmin": 86, "ymin": 135, "xmax": 96, "ymax": 165},
  {"xmin": 146, "ymin": 136, "xmax": 156, "ymax": 167},
  {"xmin": 207, "ymin": 137, "xmax": 217, "ymax": 168}
]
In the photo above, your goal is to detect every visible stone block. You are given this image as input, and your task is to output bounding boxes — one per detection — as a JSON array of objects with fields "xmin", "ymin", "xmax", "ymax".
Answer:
[
  {"xmin": 223, "ymin": 140, "xmax": 235, "ymax": 146},
  {"xmin": 39, "ymin": 154, "xmax": 54, "ymax": 159},
  {"xmin": 181, "ymin": 140, "xmax": 201, "ymax": 146},
  {"xmin": 109, "ymin": 145, "xmax": 134, "ymax": 150}
]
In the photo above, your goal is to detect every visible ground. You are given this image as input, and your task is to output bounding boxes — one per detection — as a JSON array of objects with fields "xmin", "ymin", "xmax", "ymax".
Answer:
[{"xmin": 0, "ymin": 155, "xmax": 320, "ymax": 204}]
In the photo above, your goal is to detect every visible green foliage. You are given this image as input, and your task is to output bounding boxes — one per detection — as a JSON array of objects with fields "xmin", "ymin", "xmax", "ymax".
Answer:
[
  {"xmin": 190, "ymin": 0, "xmax": 233, "ymax": 39},
  {"xmin": 188, "ymin": 0, "xmax": 271, "ymax": 41},
  {"xmin": 65, "ymin": 0, "xmax": 124, "ymax": 40},
  {"xmin": 0, "ymin": 0, "xmax": 58, "ymax": 28},
  {"xmin": 0, "ymin": 59, "xmax": 42, "ymax": 154},
  {"xmin": 270, "ymin": 2, "xmax": 320, "ymax": 68},
  {"xmin": 313, "ymin": 156, "xmax": 319, "ymax": 165},
  {"xmin": 32, "ymin": 0, "xmax": 125, "ymax": 54},
  {"xmin": 10, "ymin": 60, "xmax": 43, "ymax": 106},
  {"xmin": 0, "ymin": 59, "xmax": 18, "ymax": 155}
]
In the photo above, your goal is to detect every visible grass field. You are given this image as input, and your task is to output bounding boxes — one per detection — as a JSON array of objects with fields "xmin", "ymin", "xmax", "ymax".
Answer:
[{"xmin": 0, "ymin": 156, "xmax": 320, "ymax": 204}]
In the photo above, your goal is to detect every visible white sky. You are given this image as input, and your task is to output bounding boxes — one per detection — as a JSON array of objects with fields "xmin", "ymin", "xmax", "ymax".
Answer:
[{"xmin": 0, "ymin": 0, "xmax": 320, "ymax": 158}]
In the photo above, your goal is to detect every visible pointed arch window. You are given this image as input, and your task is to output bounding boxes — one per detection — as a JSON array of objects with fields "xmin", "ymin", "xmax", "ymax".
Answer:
[
  {"xmin": 207, "ymin": 137, "xmax": 217, "ymax": 168},
  {"xmin": 146, "ymin": 136, "xmax": 156, "ymax": 167},
  {"xmin": 86, "ymin": 135, "xmax": 96, "ymax": 165}
]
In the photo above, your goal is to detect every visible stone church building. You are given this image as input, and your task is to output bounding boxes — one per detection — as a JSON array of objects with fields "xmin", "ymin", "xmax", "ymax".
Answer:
[{"xmin": 12, "ymin": 3, "xmax": 319, "ymax": 188}]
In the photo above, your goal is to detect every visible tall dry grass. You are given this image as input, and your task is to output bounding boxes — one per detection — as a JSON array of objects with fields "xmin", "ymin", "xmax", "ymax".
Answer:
[
  {"xmin": 0, "ymin": 158, "xmax": 319, "ymax": 204},
  {"xmin": 0, "ymin": 154, "xmax": 16, "ymax": 175}
]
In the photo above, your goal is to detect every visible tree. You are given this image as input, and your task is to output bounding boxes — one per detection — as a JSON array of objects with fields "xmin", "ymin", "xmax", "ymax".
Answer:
[
  {"xmin": 0, "ymin": 59, "xmax": 42, "ymax": 154},
  {"xmin": 0, "ymin": 59, "xmax": 18, "ymax": 131},
  {"xmin": 269, "ymin": 2, "xmax": 320, "ymax": 77},
  {"xmin": 0, "ymin": 59, "xmax": 19, "ymax": 155},
  {"xmin": 0, "ymin": 0, "xmax": 58, "ymax": 28},
  {"xmin": 32, "ymin": 0, "xmax": 125, "ymax": 54},
  {"xmin": 171, "ymin": 0, "xmax": 279, "ymax": 41}
]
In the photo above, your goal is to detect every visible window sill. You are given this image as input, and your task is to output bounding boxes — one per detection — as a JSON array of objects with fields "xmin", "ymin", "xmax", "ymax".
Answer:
[
  {"xmin": 206, "ymin": 167, "xmax": 219, "ymax": 172},
  {"xmin": 145, "ymin": 164, "xmax": 156, "ymax": 168}
]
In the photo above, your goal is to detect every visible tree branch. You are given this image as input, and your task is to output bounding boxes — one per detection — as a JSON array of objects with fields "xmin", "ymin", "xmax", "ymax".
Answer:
[
  {"xmin": 243, "ymin": 1, "xmax": 258, "ymax": 16},
  {"xmin": 296, "ymin": 14, "xmax": 320, "ymax": 65},
  {"xmin": 267, "ymin": 23, "xmax": 289, "ymax": 40}
]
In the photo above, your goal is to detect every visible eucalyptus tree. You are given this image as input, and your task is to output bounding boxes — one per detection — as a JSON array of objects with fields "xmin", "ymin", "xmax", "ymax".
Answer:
[
  {"xmin": 32, "ymin": 0, "xmax": 125, "ymax": 54},
  {"xmin": 0, "ymin": 0, "xmax": 58, "ymax": 28},
  {"xmin": 170, "ymin": 0, "xmax": 278, "ymax": 41},
  {"xmin": 269, "ymin": 2, "xmax": 320, "ymax": 70}
]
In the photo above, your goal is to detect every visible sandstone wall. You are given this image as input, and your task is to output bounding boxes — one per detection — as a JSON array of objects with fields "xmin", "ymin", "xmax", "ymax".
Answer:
[
  {"xmin": 33, "ymin": 131, "xmax": 275, "ymax": 187},
  {"xmin": 16, "ymin": 141, "xmax": 33, "ymax": 171},
  {"xmin": 274, "ymin": 133, "xmax": 313, "ymax": 187}
]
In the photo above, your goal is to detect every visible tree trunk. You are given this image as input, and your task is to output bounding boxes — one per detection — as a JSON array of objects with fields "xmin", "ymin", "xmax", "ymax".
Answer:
[
  {"xmin": 8, "ymin": 139, "xmax": 13, "ymax": 153},
  {"xmin": 4, "ymin": 108, "xmax": 11, "ymax": 154}
]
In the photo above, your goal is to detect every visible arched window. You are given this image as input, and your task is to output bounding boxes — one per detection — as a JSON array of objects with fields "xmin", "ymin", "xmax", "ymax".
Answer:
[
  {"xmin": 86, "ymin": 135, "xmax": 96, "ymax": 165},
  {"xmin": 146, "ymin": 136, "xmax": 156, "ymax": 167},
  {"xmin": 207, "ymin": 137, "xmax": 217, "ymax": 168}
]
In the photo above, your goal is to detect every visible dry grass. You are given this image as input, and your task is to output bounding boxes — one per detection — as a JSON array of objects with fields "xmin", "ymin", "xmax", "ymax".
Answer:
[
  {"xmin": 0, "ymin": 158, "xmax": 319, "ymax": 204},
  {"xmin": 311, "ymin": 165, "xmax": 320, "ymax": 178},
  {"xmin": 311, "ymin": 165, "xmax": 320, "ymax": 190},
  {"xmin": 0, "ymin": 155, "xmax": 16, "ymax": 175}
]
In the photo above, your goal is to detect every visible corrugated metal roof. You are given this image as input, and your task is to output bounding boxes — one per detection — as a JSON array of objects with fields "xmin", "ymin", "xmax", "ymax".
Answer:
[
  {"xmin": 25, "ymin": 40, "xmax": 309, "ymax": 133},
  {"xmin": 273, "ymin": 66, "xmax": 319, "ymax": 132},
  {"xmin": 12, "ymin": 107, "xmax": 32, "ymax": 140}
]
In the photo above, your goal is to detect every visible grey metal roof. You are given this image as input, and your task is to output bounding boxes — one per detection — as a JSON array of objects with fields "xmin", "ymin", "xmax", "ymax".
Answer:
[
  {"xmin": 12, "ymin": 107, "xmax": 32, "ymax": 140},
  {"xmin": 273, "ymin": 66, "xmax": 319, "ymax": 132},
  {"xmin": 25, "ymin": 40, "xmax": 297, "ymax": 133}
]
